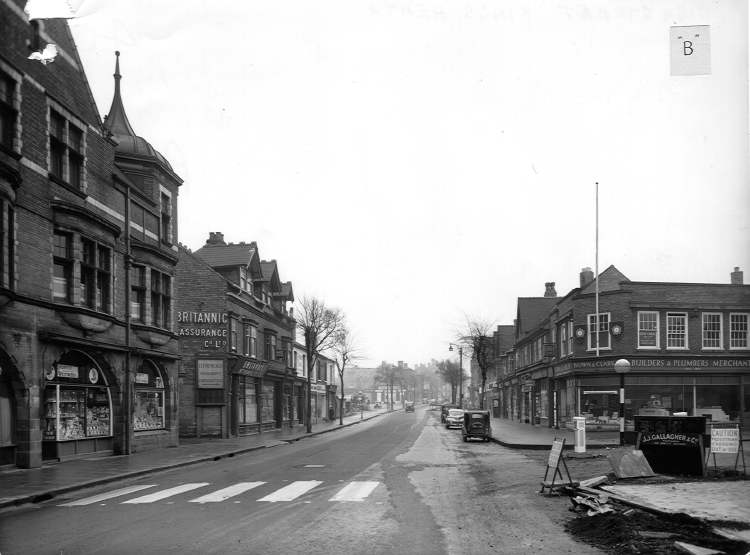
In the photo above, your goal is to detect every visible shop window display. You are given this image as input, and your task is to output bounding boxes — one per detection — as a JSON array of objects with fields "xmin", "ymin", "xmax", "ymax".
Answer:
[
  {"xmin": 260, "ymin": 384, "xmax": 275, "ymax": 422},
  {"xmin": 239, "ymin": 377, "xmax": 258, "ymax": 424},
  {"xmin": 134, "ymin": 360, "xmax": 165, "ymax": 431},
  {"xmin": 44, "ymin": 351, "xmax": 111, "ymax": 441}
]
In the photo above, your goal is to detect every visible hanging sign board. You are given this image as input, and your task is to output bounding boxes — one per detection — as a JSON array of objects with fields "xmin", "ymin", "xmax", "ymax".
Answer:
[{"xmin": 710, "ymin": 424, "xmax": 740, "ymax": 454}]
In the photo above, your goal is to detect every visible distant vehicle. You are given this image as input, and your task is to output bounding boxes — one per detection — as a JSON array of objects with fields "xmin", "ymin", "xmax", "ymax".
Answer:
[
  {"xmin": 440, "ymin": 404, "xmax": 458, "ymax": 423},
  {"xmin": 445, "ymin": 408, "xmax": 464, "ymax": 429},
  {"xmin": 374, "ymin": 402, "xmax": 382, "ymax": 409},
  {"xmin": 405, "ymin": 402, "xmax": 415, "ymax": 413},
  {"xmin": 461, "ymin": 410, "xmax": 491, "ymax": 442}
]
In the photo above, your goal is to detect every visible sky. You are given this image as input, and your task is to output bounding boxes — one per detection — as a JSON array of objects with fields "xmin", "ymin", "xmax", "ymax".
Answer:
[{"xmin": 63, "ymin": 0, "xmax": 749, "ymax": 368}]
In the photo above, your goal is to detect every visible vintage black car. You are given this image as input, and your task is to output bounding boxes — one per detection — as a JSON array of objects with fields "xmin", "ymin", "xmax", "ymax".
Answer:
[{"xmin": 461, "ymin": 410, "xmax": 491, "ymax": 442}]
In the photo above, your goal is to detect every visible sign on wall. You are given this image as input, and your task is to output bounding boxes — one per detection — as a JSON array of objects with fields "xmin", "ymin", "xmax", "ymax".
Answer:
[
  {"xmin": 670, "ymin": 25, "xmax": 710, "ymax": 76},
  {"xmin": 197, "ymin": 359, "xmax": 224, "ymax": 389},
  {"xmin": 178, "ymin": 311, "xmax": 228, "ymax": 350}
]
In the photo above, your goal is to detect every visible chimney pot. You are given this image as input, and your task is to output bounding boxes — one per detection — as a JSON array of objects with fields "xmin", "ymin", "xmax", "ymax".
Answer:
[
  {"xmin": 580, "ymin": 267, "xmax": 594, "ymax": 288},
  {"xmin": 544, "ymin": 282, "xmax": 557, "ymax": 297},
  {"xmin": 731, "ymin": 267, "xmax": 744, "ymax": 285}
]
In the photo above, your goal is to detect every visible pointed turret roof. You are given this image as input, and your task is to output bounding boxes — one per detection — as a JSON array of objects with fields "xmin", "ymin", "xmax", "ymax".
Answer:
[
  {"xmin": 103, "ymin": 51, "xmax": 136, "ymax": 136},
  {"xmin": 102, "ymin": 52, "xmax": 179, "ymax": 177}
]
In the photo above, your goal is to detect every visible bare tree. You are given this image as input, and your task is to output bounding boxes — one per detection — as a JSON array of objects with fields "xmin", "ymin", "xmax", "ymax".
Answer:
[
  {"xmin": 462, "ymin": 318, "xmax": 494, "ymax": 410},
  {"xmin": 435, "ymin": 359, "xmax": 461, "ymax": 404},
  {"xmin": 332, "ymin": 323, "xmax": 359, "ymax": 425},
  {"xmin": 296, "ymin": 296, "xmax": 344, "ymax": 432}
]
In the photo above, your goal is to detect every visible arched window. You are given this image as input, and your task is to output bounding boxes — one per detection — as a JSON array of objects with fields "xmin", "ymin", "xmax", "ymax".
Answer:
[
  {"xmin": 134, "ymin": 360, "xmax": 165, "ymax": 431},
  {"xmin": 44, "ymin": 350, "xmax": 111, "ymax": 441}
]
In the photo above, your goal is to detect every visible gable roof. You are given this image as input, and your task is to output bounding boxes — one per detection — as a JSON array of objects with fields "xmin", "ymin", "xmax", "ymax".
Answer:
[
  {"xmin": 579, "ymin": 265, "xmax": 630, "ymax": 295},
  {"xmin": 516, "ymin": 297, "xmax": 558, "ymax": 339},
  {"xmin": 194, "ymin": 242, "xmax": 258, "ymax": 268},
  {"xmin": 278, "ymin": 281, "xmax": 295, "ymax": 302}
]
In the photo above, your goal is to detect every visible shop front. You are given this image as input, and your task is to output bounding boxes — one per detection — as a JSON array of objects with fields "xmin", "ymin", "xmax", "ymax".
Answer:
[
  {"xmin": 42, "ymin": 350, "xmax": 114, "ymax": 461},
  {"xmin": 311, "ymin": 383, "xmax": 326, "ymax": 423},
  {"xmin": 553, "ymin": 357, "xmax": 750, "ymax": 431},
  {"xmin": 0, "ymin": 350, "xmax": 19, "ymax": 466}
]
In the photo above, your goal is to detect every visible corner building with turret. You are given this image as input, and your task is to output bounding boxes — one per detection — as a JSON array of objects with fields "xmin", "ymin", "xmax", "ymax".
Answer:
[{"xmin": 0, "ymin": 2, "xmax": 181, "ymax": 467}]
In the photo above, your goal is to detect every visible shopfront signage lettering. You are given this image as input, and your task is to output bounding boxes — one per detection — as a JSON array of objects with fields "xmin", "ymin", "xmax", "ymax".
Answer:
[
  {"xmin": 135, "ymin": 372, "xmax": 150, "ymax": 384},
  {"xmin": 555, "ymin": 358, "xmax": 749, "ymax": 372},
  {"xmin": 311, "ymin": 384, "xmax": 326, "ymax": 394},
  {"xmin": 197, "ymin": 359, "xmax": 224, "ymax": 389},
  {"xmin": 56, "ymin": 364, "xmax": 79, "ymax": 379}
]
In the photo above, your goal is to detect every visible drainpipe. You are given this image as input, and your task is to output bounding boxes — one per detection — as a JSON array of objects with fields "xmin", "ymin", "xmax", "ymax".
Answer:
[{"xmin": 124, "ymin": 184, "xmax": 132, "ymax": 455}]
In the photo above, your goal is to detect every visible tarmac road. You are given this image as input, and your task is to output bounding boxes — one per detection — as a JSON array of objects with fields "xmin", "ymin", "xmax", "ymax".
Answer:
[{"xmin": 0, "ymin": 408, "xmax": 600, "ymax": 555}]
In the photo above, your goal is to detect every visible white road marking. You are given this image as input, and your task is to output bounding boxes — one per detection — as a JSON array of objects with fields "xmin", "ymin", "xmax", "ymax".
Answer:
[
  {"xmin": 189, "ymin": 482, "xmax": 265, "ymax": 504},
  {"xmin": 122, "ymin": 483, "xmax": 209, "ymax": 504},
  {"xmin": 329, "ymin": 481, "xmax": 379, "ymax": 501},
  {"xmin": 59, "ymin": 484, "xmax": 157, "ymax": 506},
  {"xmin": 303, "ymin": 464, "xmax": 325, "ymax": 468},
  {"xmin": 257, "ymin": 481, "xmax": 322, "ymax": 502}
]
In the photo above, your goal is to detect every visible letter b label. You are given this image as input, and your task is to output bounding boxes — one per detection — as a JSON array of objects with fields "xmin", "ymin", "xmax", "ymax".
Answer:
[{"xmin": 670, "ymin": 26, "xmax": 710, "ymax": 76}]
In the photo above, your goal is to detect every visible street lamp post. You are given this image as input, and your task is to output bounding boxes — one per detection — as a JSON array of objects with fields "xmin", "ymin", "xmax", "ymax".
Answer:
[
  {"xmin": 448, "ymin": 343, "xmax": 464, "ymax": 409},
  {"xmin": 614, "ymin": 359, "xmax": 631, "ymax": 446}
]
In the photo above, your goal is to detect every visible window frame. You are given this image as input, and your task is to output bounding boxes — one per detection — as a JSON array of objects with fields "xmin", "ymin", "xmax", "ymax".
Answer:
[
  {"xmin": 666, "ymin": 312, "xmax": 689, "ymax": 350},
  {"xmin": 586, "ymin": 312, "xmax": 611, "ymax": 351},
  {"xmin": 52, "ymin": 231, "xmax": 73, "ymax": 302},
  {"xmin": 701, "ymin": 312, "xmax": 723, "ymax": 350},
  {"xmin": 0, "ymin": 69, "xmax": 19, "ymax": 153},
  {"xmin": 729, "ymin": 313, "xmax": 749, "ymax": 350},
  {"xmin": 130, "ymin": 265, "xmax": 146, "ymax": 322},
  {"xmin": 228, "ymin": 317, "xmax": 239, "ymax": 352},
  {"xmin": 637, "ymin": 311, "xmax": 660, "ymax": 350},
  {"xmin": 149, "ymin": 269, "xmax": 172, "ymax": 329},
  {"xmin": 159, "ymin": 191, "xmax": 172, "ymax": 246},
  {"xmin": 48, "ymin": 107, "xmax": 86, "ymax": 190}
]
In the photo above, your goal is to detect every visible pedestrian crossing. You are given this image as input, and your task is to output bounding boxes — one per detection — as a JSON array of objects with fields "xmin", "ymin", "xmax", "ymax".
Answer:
[{"xmin": 58, "ymin": 480, "xmax": 381, "ymax": 507}]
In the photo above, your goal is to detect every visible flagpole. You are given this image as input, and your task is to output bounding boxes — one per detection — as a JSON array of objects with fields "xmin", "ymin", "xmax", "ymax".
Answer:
[{"xmin": 595, "ymin": 181, "xmax": 600, "ymax": 357}]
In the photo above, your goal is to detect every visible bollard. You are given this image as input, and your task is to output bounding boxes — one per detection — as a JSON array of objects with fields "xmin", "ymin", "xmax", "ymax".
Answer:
[{"xmin": 573, "ymin": 416, "xmax": 586, "ymax": 453}]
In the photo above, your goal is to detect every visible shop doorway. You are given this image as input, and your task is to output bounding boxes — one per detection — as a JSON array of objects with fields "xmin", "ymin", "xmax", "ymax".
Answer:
[{"xmin": 0, "ymin": 351, "xmax": 19, "ymax": 466}]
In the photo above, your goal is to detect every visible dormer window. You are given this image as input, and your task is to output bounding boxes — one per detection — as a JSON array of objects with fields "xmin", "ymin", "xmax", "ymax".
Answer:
[{"xmin": 239, "ymin": 266, "xmax": 252, "ymax": 293}]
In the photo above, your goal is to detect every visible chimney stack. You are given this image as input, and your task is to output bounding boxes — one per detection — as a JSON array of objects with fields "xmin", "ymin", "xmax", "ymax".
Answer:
[
  {"xmin": 731, "ymin": 266, "xmax": 744, "ymax": 285},
  {"xmin": 544, "ymin": 282, "xmax": 557, "ymax": 297},
  {"xmin": 206, "ymin": 232, "xmax": 226, "ymax": 246},
  {"xmin": 580, "ymin": 267, "xmax": 594, "ymax": 287}
]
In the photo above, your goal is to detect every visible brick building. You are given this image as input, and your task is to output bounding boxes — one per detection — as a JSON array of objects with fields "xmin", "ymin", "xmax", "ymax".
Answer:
[
  {"xmin": 496, "ymin": 266, "xmax": 750, "ymax": 432},
  {"xmin": 176, "ymin": 233, "xmax": 299, "ymax": 437},
  {"xmin": 0, "ymin": 5, "xmax": 181, "ymax": 467}
]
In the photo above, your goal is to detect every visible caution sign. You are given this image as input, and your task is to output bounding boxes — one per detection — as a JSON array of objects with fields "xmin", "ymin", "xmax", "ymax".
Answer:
[
  {"xmin": 670, "ymin": 25, "xmax": 711, "ymax": 76},
  {"xmin": 710, "ymin": 424, "xmax": 739, "ymax": 454}
]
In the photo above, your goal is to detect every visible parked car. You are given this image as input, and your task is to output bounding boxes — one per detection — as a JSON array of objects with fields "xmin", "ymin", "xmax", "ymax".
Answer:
[
  {"xmin": 461, "ymin": 410, "xmax": 491, "ymax": 442},
  {"xmin": 405, "ymin": 402, "xmax": 415, "ymax": 412},
  {"xmin": 440, "ymin": 404, "xmax": 458, "ymax": 423},
  {"xmin": 445, "ymin": 408, "xmax": 464, "ymax": 429}
]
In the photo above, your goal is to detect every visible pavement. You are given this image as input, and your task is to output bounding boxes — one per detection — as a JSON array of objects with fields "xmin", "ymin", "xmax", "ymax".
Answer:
[{"xmin": 1, "ymin": 406, "xmax": 748, "ymax": 530}]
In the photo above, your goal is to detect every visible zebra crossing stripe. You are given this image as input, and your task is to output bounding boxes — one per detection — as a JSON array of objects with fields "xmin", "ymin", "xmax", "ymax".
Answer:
[
  {"xmin": 257, "ymin": 481, "xmax": 323, "ymax": 502},
  {"xmin": 329, "ymin": 481, "xmax": 379, "ymax": 501},
  {"xmin": 122, "ymin": 483, "xmax": 210, "ymax": 504},
  {"xmin": 58, "ymin": 484, "xmax": 158, "ymax": 506},
  {"xmin": 188, "ymin": 482, "xmax": 266, "ymax": 504}
]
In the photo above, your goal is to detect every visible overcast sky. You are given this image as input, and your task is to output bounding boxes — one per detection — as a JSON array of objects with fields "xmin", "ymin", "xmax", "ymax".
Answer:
[{"xmin": 67, "ymin": 0, "xmax": 749, "ymax": 368}]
